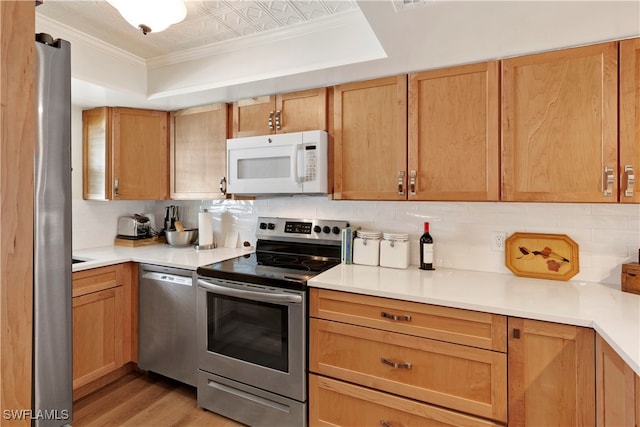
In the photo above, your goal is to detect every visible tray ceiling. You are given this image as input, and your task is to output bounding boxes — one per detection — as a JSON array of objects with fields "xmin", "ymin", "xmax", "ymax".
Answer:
[{"xmin": 36, "ymin": 0, "xmax": 360, "ymax": 61}]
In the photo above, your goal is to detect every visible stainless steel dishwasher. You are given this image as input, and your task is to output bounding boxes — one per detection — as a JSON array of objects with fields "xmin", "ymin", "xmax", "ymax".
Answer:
[{"xmin": 139, "ymin": 264, "xmax": 196, "ymax": 386}]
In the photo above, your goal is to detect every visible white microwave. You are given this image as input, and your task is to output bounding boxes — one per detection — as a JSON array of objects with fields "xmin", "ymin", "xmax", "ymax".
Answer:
[{"xmin": 226, "ymin": 130, "xmax": 328, "ymax": 195}]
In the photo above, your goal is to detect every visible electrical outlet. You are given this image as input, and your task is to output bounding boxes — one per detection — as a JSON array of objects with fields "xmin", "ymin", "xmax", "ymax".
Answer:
[{"xmin": 491, "ymin": 232, "xmax": 506, "ymax": 252}]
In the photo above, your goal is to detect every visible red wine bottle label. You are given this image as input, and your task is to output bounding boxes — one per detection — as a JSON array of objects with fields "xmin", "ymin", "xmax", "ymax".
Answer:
[{"xmin": 422, "ymin": 243, "xmax": 433, "ymax": 263}]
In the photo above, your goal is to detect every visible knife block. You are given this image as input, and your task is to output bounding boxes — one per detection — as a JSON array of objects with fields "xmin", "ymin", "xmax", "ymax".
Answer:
[{"xmin": 621, "ymin": 263, "xmax": 640, "ymax": 295}]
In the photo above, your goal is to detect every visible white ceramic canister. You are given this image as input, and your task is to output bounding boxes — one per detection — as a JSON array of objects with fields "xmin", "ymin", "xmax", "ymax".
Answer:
[
  {"xmin": 380, "ymin": 232, "xmax": 410, "ymax": 269},
  {"xmin": 353, "ymin": 230, "xmax": 382, "ymax": 266}
]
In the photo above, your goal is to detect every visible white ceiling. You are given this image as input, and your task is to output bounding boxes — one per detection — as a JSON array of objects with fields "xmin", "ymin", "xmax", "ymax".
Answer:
[
  {"xmin": 36, "ymin": 1, "xmax": 361, "ymax": 60},
  {"xmin": 35, "ymin": 1, "xmax": 640, "ymax": 110}
]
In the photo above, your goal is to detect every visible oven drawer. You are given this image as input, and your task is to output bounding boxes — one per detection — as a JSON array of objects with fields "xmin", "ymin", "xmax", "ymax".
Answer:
[
  {"xmin": 309, "ymin": 318, "xmax": 507, "ymax": 423},
  {"xmin": 198, "ymin": 370, "xmax": 307, "ymax": 427},
  {"xmin": 310, "ymin": 288, "xmax": 507, "ymax": 352},
  {"xmin": 310, "ymin": 374, "xmax": 503, "ymax": 427}
]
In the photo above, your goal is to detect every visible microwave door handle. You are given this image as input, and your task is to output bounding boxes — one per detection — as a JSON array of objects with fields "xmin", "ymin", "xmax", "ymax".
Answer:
[
  {"xmin": 292, "ymin": 143, "xmax": 303, "ymax": 183},
  {"xmin": 197, "ymin": 279, "xmax": 302, "ymax": 304}
]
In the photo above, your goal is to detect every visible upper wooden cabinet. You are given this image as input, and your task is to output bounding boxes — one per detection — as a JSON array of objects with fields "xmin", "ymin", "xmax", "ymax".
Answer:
[
  {"xmin": 619, "ymin": 38, "xmax": 640, "ymax": 203},
  {"xmin": 409, "ymin": 61, "xmax": 500, "ymax": 201},
  {"xmin": 83, "ymin": 107, "xmax": 169, "ymax": 200},
  {"xmin": 508, "ymin": 318, "xmax": 595, "ymax": 426},
  {"xmin": 230, "ymin": 88, "xmax": 327, "ymax": 138},
  {"xmin": 170, "ymin": 103, "xmax": 227, "ymax": 199},
  {"xmin": 332, "ymin": 75, "xmax": 408, "ymax": 200},
  {"xmin": 501, "ymin": 42, "xmax": 618, "ymax": 202}
]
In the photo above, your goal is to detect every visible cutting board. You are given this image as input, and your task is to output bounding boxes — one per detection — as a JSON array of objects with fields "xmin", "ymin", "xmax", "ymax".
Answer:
[{"xmin": 505, "ymin": 232, "xmax": 579, "ymax": 281}]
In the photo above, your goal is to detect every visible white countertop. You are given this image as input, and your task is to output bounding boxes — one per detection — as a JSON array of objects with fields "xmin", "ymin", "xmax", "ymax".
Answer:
[
  {"xmin": 73, "ymin": 244, "xmax": 251, "ymax": 272},
  {"xmin": 309, "ymin": 264, "xmax": 640, "ymax": 376}
]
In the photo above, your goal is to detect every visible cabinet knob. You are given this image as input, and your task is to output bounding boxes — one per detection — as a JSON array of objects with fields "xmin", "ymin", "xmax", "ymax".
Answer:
[
  {"xmin": 380, "ymin": 420, "xmax": 403, "ymax": 427},
  {"xmin": 624, "ymin": 165, "xmax": 635, "ymax": 197},
  {"xmin": 114, "ymin": 178, "xmax": 119, "ymax": 197},
  {"xmin": 513, "ymin": 328, "xmax": 521, "ymax": 339}
]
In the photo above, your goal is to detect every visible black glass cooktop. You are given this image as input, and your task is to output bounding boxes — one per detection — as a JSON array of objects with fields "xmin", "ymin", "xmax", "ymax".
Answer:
[{"xmin": 197, "ymin": 240, "xmax": 341, "ymax": 290}]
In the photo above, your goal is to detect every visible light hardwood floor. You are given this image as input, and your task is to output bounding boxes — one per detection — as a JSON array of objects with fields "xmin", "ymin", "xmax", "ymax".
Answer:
[{"xmin": 73, "ymin": 371, "xmax": 245, "ymax": 427}]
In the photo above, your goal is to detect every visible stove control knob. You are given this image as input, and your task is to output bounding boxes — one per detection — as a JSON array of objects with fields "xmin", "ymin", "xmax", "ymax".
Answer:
[
  {"xmin": 322, "ymin": 226, "xmax": 331, "ymax": 234},
  {"xmin": 268, "ymin": 223, "xmax": 276, "ymax": 230},
  {"xmin": 313, "ymin": 225, "xmax": 322, "ymax": 233},
  {"xmin": 259, "ymin": 222, "xmax": 267, "ymax": 230},
  {"xmin": 332, "ymin": 226, "xmax": 341, "ymax": 235}
]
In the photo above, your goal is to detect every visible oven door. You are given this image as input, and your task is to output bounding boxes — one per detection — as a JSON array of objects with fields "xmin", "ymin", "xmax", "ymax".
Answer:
[{"xmin": 196, "ymin": 277, "xmax": 306, "ymax": 401}]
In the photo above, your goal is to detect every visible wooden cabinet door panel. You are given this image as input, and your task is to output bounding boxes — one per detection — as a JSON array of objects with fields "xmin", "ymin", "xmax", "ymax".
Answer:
[
  {"xmin": 112, "ymin": 107, "xmax": 169, "ymax": 200},
  {"xmin": 310, "ymin": 288, "xmax": 507, "ymax": 352},
  {"xmin": 277, "ymin": 88, "xmax": 327, "ymax": 133},
  {"xmin": 502, "ymin": 42, "xmax": 618, "ymax": 202},
  {"xmin": 620, "ymin": 37, "xmax": 640, "ymax": 203},
  {"xmin": 409, "ymin": 61, "xmax": 499, "ymax": 201},
  {"xmin": 171, "ymin": 103, "xmax": 227, "ymax": 199},
  {"xmin": 72, "ymin": 286, "xmax": 124, "ymax": 389},
  {"xmin": 310, "ymin": 319, "xmax": 507, "ymax": 422},
  {"xmin": 231, "ymin": 95, "xmax": 275, "ymax": 137},
  {"xmin": 82, "ymin": 107, "xmax": 111, "ymax": 200},
  {"xmin": 508, "ymin": 318, "xmax": 595, "ymax": 426},
  {"xmin": 309, "ymin": 374, "xmax": 503, "ymax": 427},
  {"xmin": 596, "ymin": 334, "xmax": 636, "ymax": 426},
  {"xmin": 333, "ymin": 75, "xmax": 407, "ymax": 200}
]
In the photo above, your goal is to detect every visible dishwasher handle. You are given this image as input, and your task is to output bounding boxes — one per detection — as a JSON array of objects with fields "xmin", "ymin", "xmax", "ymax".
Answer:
[
  {"xmin": 142, "ymin": 271, "xmax": 193, "ymax": 286},
  {"xmin": 197, "ymin": 279, "xmax": 302, "ymax": 304}
]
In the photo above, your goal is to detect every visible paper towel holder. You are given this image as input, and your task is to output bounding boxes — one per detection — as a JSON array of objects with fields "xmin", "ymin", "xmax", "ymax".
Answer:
[{"xmin": 194, "ymin": 242, "xmax": 216, "ymax": 251}]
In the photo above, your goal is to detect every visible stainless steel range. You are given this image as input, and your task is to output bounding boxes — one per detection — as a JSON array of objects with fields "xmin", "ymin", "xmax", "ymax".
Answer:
[{"xmin": 195, "ymin": 217, "xmax": 348, "ymax": 427}]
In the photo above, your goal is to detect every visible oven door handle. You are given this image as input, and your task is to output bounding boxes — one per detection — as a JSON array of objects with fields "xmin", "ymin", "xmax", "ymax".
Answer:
[{"xmin": 197, "ymin": 279, "xmax": 303, "ymax": 304}]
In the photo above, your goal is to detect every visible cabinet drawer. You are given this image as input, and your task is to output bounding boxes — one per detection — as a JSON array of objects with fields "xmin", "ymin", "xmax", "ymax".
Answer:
[
  {"xmin": 310, "ymin": 289, "xmax": 507, "ymax": 352},
  {"xmin": 72, "ymin": 264, "xmax": 122, "ymax": 297},
  {"xmin": 310, "ymin": 319, "xmax": 507, "ymax": 422},
  {"xmin": 310, "ymin": 374, "xmax": 503, "ymax": 427}
]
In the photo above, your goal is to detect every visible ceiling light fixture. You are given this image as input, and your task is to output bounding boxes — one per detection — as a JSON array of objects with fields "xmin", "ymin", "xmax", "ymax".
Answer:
[{"xmin": 106, "ymin": 0, "xmax": 187, "ymax": 35}]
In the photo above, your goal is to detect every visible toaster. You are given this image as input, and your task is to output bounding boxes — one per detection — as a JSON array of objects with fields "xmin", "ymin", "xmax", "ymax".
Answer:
[{"xmin": 117, "ymin": 215, "xmax": 150, "ymax": 238}]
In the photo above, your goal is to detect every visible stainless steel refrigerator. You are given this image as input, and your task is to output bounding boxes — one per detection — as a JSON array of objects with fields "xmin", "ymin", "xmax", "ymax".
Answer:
[{"xmin": 33, "ymin": 33, "xmax": 72, "ymax": 427}]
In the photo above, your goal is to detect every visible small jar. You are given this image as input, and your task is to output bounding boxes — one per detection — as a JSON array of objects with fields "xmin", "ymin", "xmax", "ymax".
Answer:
[
  {"xmin": 380, "ymin": 233, "xmax": 410, "ymax": 269},
  {"xmin": 353, "ymin": 230, "xmax": 382, "ymax": 266}
]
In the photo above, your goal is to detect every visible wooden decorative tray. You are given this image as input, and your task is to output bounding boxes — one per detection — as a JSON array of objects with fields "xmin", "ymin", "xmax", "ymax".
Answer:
[{"xmin": 505, "ymin": 232, "xmax": 579, "ymax": 281}]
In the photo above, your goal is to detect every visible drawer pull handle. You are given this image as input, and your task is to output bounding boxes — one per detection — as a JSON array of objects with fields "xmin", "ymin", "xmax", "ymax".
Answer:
[
  {"xmin": 380, "ymin": 420, "xmax": 402, "ymax": 427},
  {"xmin": 381, "ymin": 358, "xmax": 412, "ymax": 369},
  {"xmin": 381, "ymin": 311, "xmax": 411, "ymax": 322}
]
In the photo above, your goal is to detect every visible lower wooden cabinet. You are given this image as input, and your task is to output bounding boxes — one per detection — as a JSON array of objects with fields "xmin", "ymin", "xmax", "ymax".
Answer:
[
  {"xmin": 309, "ymin": 374, "xmax": 502, "ymax": 427},
  {"xmin": 310, "ymin": 318, "xmax": 507, "ymax": 422},
  {"xmin": 72, "ymin": 286, "xmax": 124, "ymax": 389},
  {"xmin": 508, "ymin": 318, "xmax": 596, "ymax": 427},
  {"xmin": 596, "ymin": 333, "xmax": 636, "ymax": 426},
  {"xmin": 72, "ymin": 263, "xmax": 137, "ymax": 393},
  {"xmin": 309, "ymin": 289, "xmax": 508, "ymax": 425}
]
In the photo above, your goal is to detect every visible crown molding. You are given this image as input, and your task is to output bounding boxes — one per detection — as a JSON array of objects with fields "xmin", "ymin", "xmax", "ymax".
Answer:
[{"xmin": 36, "ymin": 14, "xmax": 146, "ymax": 67}]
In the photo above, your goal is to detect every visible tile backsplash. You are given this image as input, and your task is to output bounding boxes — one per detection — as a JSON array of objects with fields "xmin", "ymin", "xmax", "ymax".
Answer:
[{"xmin": 72, "ymin": 191, "xmax": 640, "ymax": 286}]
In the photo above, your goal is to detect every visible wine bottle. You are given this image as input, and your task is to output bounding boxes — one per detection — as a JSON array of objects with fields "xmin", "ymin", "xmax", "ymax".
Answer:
[{"xmin": 419, "ymin": 222, "xmax": 434, "ymax": 270}]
